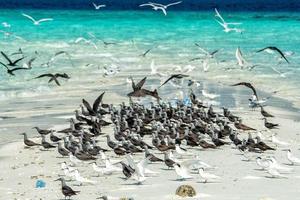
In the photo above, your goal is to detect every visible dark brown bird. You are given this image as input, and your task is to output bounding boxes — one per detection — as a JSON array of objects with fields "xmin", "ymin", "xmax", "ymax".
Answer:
[
  {"xmin": 234, "ymin": 120, "xmax": 256, "ymax": 131},
  {"xmin": 256, "ymin": 46, "xmax": 289, "ymax": 64},
  {"xmin": 41, "ymin": 135, "xmax": 56, "ymax": 149},
  {"xmin": 57, "ymin": 142, "xmax": 70, "ymax": 157},
  {"xmin": 113, "ymin": 146, "xmax": 129, "ymax": 156},
  {"xmin": 199, "ymin": 140, "xmax": 216, "ymax": 149},
  {"xmin": 263, "ymin": 118, "xmax": 279, "ymax": 129},
  {"xmin": 254, "ymin": 136, "xmax": 275, "ymax": 151},
  {"xmin": 0, "ymin": 62, "xmax": 31, "ymax": 76},
  {"xmin": 127, "ymin": 77, "xmax": 160, "ymax": 100},
  {"xmin": 159, "ymin": 74, "xmax": 189, "ymax": 88},
  {"xmin": 34, "ymin": 73, "xmax": 70, "ymax": 86},
  {"xmin": 20, "ymin": 133, "xmax": 41, "ymax": 147},
  {"xmin": 50, "ymin": 131, "xmax": 62, "ymax": 142},
  {"xmin": 164, "ymin": 152, "xmax": 176, "ymax": 169},
  {"xmin": 33, "ymin": 126, "xmax": 52, "ymax": 135},
  {"xmin": 56, "ymin": 178, "xmax": 79, "ymax": 199},
  {"xmin": 82, "ymin": 92, "xmax": 105, "ymax": 116},
  {"xmin": 260, "ymin": 106, "xmax": 274, "ymax": 118},
  {"xmin": 120, "ymin": 161, "xmax": 135, "ymax": 179},
  {"xmin": 1, "ymin": 51, "xmax": 24, "ymax": 66},
  {"xmin": 231, "ymin": 82, "xmax": 258, "ymax": 100}
]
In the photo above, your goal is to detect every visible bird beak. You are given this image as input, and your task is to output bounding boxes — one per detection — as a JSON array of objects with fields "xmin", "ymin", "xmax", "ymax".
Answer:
[
  {"xmin": 282, "ymin": 149, "xmax": 289, "ymax": 152},
  {"xmin": 54, "ymin": 178, "xmax": 60, "ymax": 181}
]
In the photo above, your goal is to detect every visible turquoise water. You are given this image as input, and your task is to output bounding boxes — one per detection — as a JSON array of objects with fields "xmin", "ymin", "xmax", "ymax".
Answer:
[{"xmin": 0, "ymin": 9, "xmax": 300, "ymax": 143}]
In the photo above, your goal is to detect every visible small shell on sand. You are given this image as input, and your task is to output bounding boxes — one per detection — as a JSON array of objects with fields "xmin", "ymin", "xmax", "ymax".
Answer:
[{"xmin": 176, "ymin": 185, "xmax": 196, "ymax": 197}]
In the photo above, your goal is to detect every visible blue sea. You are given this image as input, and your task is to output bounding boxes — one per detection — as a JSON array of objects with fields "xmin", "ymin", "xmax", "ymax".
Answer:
[{"xmin": 0, "ymin": 7, "xmax": 300, "ymax": 143}]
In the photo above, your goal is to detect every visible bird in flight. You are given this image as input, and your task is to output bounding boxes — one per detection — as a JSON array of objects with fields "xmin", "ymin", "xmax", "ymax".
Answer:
[
  {"xmin": 256, "ymin": 46, "xmax": 289, "ymax": 64},
  {"xmin": 1, "ymin": 51, "xmax": 24, "ymax": 67},
  {"xmin": 231, "ymin": 82, "xmax": 258, "ymax": 100},
  {"xmin": 139, "ymin": 1, "xmax": 182, "ymax": 16},
  {"xmin": 0, "ymin": 62, "xmax": 31, "ymax": 76},
  {"xmin": 214, "ymin": 8, "xmax": 242, "ymax": 33},
  {"xmin": 22, "ymin": 13, "xmax": 53, "ymax": 25},
  {"xmin": 34, "ymin": 73, "xmax": 70, "ymax": 86},
  {"xmin": 159, "ymin": 74, "xmax": 189, "ymax": 88},
  {"xmin": 92, "ymin": 2, "xmax": 106, "ymax": 10}
]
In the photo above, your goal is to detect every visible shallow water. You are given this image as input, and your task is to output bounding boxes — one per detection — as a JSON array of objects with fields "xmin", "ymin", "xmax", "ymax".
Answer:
[{"xmin": 0, "ymin": 10, "xmax": 300, "ymax": 144}]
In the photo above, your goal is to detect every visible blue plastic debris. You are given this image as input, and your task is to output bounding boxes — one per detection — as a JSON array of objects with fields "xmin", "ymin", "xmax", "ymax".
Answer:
[
  {"xmin": 183, "ymin": 96, "xmax": 191, "ymax": 106},
  {"xmin": 35, "ymin": 180, "xmax": 46, "ymax": 188}
]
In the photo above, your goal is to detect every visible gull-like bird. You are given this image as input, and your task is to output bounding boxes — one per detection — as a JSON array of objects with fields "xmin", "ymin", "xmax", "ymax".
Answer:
[
  {"xmin": 75, "ymin": 37, "xmax": 98, "ymax": 49},
  {"xmin": 231, "ymin": 82, "xmax": 258, "ymax": 100},
  {"xmin": 256, "ymin": 157, "xmax": 271, "ymax": 170},
  {"xmin": 271, "ymin": 134, "xmax": 290, "ymax": 146},
  {"xmin": 74, "ymin": 170, "xmax": 97, "ymax": 185},
  {"xmin": 286, "ymin": 149, "xmax": 300, "ymax": 165},
  {"xmin": 92, "ymin": 160, "xmax": 121, "ymax": 175},
  {"xmin": 22, "ymin": 13, "xmax": 53, "ymax": 25},
  {"xmin": 174, "ymin": 163, "xmax": 193, "ymax": 180},
  {"xmin": 1, "ymin": 51, "xmax": 24, "ymax": 67},
  {"xmin": 198, "ymin": 168, "xmax": 220, "ymax": 183},
  {"xmin": 194, "ymin": 43, "xmax": 220, "ymax": 59},
  {"xmin": 93, "ymin": 2, "xmax": 106, "ymax": 10},
  {"xmin": 214, "ymin": 8, "xmax": 242, "ymax": 33},
  {"xmin": 2, "ymin": 22, "xmax": 11, "ymax": 28},
  {"xmin": 139, "ymin": 1, "xmax": 182, "ymax": 16},
  {"xmin": 0, "ymin": 62, "xmax": 31, "ymax": 76},
  {"xmin": 266, "ymin": 167, "xmax": 287, "ymax": 178},
  {"xmin": 256, "ymin": 46, "xmax": 289, "ymax": 64},
  {"xmin": 235, "ymin": 47, "xmax": 247, "ymax": 68},
  {"xmin": 268, "ymin": 157, "xmax": 293, "ymax": 173}
]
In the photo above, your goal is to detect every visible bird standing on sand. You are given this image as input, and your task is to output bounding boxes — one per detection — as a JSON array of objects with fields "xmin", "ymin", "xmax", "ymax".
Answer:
[
  {"xmin": 263, "ymin": 118, "xmax": 279, "ymax": 129},
  {"xmin": 20, "ymin": 133, "xmax": 41, "ymax": 147},
  {"xmin": 260, "ymin": 106, "xmax": 274, "ymax": 118},
  {"xmin": 56, "ymin": 177, "xmax": 79, "ymax": 199}
]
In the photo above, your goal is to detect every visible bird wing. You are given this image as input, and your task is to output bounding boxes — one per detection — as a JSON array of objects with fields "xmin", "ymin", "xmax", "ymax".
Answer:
[
  {"xmin": 130, "ymin": 77, "xmax": 136, "ymax": 90},
  {"xmin": 166, "ymin": 1, "xmax": 182, "ymax": 7},
  {"xmin": 1, "ymin": 51, "xmax": 12, "ymax": 64},
  {"xmin": 135, "ymin": 77, "xmax": 147, "ymax": 90},
  {"xmin": 34, "ymin": 73, "xmax": 53, "ymax": 79},
  {"xmin": 194, "ymin": 43, "xmax": 209, "ymax": 55},
  {"xmin": 22, "ymin": 13, "xmax": 36, "ymax": 23},
  {"xmin": 139, "ymin": 3, "xmax": 153, "ymax": 7},
  {"xmin": 159, "ymin": 75, "xmax": 176, "ymax": 88},
  {"xmin": 231, "ymin": 82, "xmax": 258, "ymax": 99},
  {"xmin": 10, "ymin": 67, "xmax": 30, "ymax": 72},
  {"xmin": 36, "ymin": 18, "xmax": 53, "ymax": 23},
  {"xmin": 273, "ymin": 47, "xmax": 289, "ymax": 64},
  {"xmin": 210, "ymin": 49, "xmax": 219, "ymax": 56},
  {"xmin": 12, "ymin": 56, "xmax": 25, "ymax": 65},
  {"xmin": 82, "ymin": 99, "xmax": 94, "ymax": 114},
  {"xmin": 93, "ymin": 92, "xmax": 105, "ymax": 112},
  {"xmin": 49, "ymin": 76, "xmax": 61, "ymax": 86},
  {"xmin": 27, "ymin": 57, "xmax": 36, "ymax": 68},
  {"xmin": 0, "ymin": 61, "xmax": 8, "ymax": 70},
  {"xmin": 142, "ymin": 48, "xmax": 152, "ymax": 56},
  {"xmin": 92, "ymin": 2, "xmax": 97, "ymax": 8},
  {"xmin": 215, "ymin": 19, "xmax": 226, "ymax": 28},
  {"xmin": 256, "ymin": 47, "xmax": 269, "ymax": 53},
  {"xmin": 161, "ymin": 8, "xmax": 167, "ymax": 16},
  {"xmin": 214, "ymin": 8, "xmax": 226, "ymax": 24}
]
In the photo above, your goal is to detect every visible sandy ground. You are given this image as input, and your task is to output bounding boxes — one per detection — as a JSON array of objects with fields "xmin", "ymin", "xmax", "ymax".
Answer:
[{"xmin": 1, "ymin": 105, "xmax": 300, "ymax": 200}]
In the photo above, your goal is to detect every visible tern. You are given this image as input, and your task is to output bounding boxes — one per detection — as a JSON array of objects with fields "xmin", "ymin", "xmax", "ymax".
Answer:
[
  {"xmin": 74, "ymin": 170, "xmax": 97, "ymax": 185},
  {"xmin": 198, "ymin": 168, "xmax": 220, "ymax": 183},
  {"xmin": 93, "ymin": 2, "xmax": 106, "ymax": 10},
  {"xmin": 174, "ymin": 163, "xmax": 193, "ymax": 180},
  {"xmin": 286, "ymin": 149, "xmax": 300, "ymax": 165},
  {"xmin": 139, "ymin": 1, "xmax": 182, "ymax": 16},
  {"xmin": 271, "ymin": 134, "xmax": 290, "ymax": 146},
  {"xmin": 266, "ymin": 167, "xmax": 287, "ymax": 178},
  {"xmin": 75, "ymin": 37, "xmax": 98, "ymax": 49},
  {"xmin": 214, "ymin": 8, "xmax": 242, "ymax": 33},
  {"xmin": 22, "ymin": 13, "xmax": 53, "ymax": 25}
]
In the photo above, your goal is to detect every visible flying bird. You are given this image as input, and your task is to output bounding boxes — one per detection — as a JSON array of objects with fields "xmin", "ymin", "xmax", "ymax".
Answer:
[
  {"xmin": 1, "ymin": 51, "xmax": 24, "ymax": 67},
  {"xmin": 231, "ymin": 82, "xmax": 258, "ymax": 100},
  {"xmin": 22, "ymin": 13, "xmax": 53, "ymax": 25},
  {"xmin": 159, "ymin": 74, "xmax": 189, "ymax": 88},
  {"xmin": 256, "ymin": 46, "xmax": 289, "ymax": 64},
  {"xmin": 214, "ymin": 8, "xmax": 243, "ymax": 33},
  {"xmin": 139, "ymin": 1, "xmax": 182, "ymax": 16},
  {"xmin": 34, "ymin": 73, "xmax": 70, "ymax": 86},
  {"xmin": 0, "ymin": 62, "xmax": 31, "ymax": 76},
  {"xmin": 92, "ymin": 2, "xmax": 106, "ymax": 10}
]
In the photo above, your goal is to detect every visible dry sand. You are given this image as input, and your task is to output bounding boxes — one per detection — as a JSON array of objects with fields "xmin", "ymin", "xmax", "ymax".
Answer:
[{"xmin": 1, "ymin": 104, "xmax": 300, "ymax": 200}]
